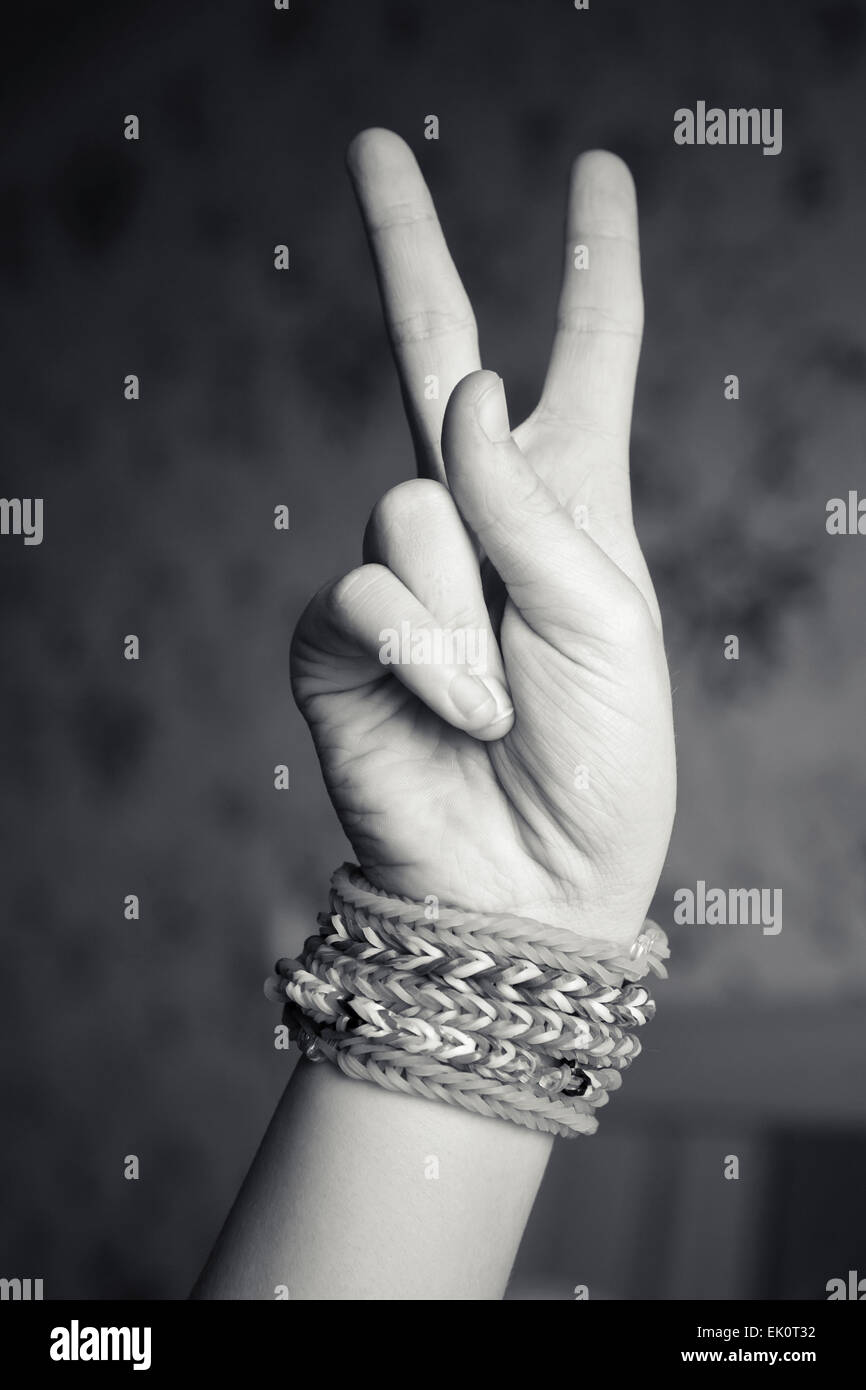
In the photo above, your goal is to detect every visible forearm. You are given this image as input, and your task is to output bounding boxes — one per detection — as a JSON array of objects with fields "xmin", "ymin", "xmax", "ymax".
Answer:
[{"xmin": 192, "ymin": 1058, "xmax": 553, "ymax": 1301}]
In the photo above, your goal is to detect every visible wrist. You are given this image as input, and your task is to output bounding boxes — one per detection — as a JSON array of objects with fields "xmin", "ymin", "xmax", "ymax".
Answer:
[{"xmin": 360, "ymin": 863, "xmax": 656, "ymax": 951}]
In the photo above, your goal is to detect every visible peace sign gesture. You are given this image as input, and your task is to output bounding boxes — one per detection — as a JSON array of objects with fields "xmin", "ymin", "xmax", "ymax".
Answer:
[{"xmin": 291, "ymin": 128, "xmax": 676, "ymax": 946}]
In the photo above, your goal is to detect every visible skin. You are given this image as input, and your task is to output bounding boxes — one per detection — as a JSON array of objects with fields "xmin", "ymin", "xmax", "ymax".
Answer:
[
  {"xmin": 291, "ymin": 128, "xmax": 676, "ymax": 946},
  {"xmin": 193, "ymin": 128, "xmax": 677, "ymax": 1301}
]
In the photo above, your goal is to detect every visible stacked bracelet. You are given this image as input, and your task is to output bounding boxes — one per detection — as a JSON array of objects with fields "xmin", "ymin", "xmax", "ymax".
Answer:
[{"xmin": 266, "ymin": 864, "xmax": 669, "ymax": 1138}]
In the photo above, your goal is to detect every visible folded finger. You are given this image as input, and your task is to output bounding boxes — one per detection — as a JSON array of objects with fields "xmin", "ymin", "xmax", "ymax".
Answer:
[
  {"xmin": 363, "ymin": 478, "xmax": 507, "ymax": 689},
  {"xmin": 296, "ymin": 562, "xmax": 514, "ymax": 740}
]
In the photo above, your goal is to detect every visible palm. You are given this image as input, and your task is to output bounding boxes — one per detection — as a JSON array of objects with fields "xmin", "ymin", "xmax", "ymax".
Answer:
[{"xmin": 292, "ymin": 131, "xmax": 676, "ymax": 945}]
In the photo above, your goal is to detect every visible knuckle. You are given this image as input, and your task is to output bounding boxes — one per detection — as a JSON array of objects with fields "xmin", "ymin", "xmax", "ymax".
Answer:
[
  {"xmin": 606, "ymin": 583, "xmax": 655, "ymax": 648},
  {"xmin": 555, "ymin": 303, "xmax": 643, "ymax": 340},
  {"xmin": 389, "ymin": 304, "xmax": 477, "ymax": 348},
  {"xmin": 368, "ymin": 201, "xmax": 434, "ymax": 235}
]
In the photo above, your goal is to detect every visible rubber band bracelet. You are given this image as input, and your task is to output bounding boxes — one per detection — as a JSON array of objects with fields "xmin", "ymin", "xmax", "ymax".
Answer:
[
  {"xmin": 266, "ymin": 864, "xmax": 669, "ymax": 1138},
  {"xmin": 278, "ymin": 966, "xmax": 615, "ymax": 1101},
  {"xmin": 272, "ymin": 956, "xmax": 644, "ymax": 1073}
]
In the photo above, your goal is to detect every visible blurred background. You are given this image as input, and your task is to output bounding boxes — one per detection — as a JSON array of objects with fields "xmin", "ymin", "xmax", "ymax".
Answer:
[{"xmin": 1, "ymin": 0, "xmax": 865, "ymax": 1299}]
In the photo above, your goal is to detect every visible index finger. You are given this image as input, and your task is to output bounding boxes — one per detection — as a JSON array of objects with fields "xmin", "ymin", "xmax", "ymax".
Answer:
[{"xmin": 347, "ymin": 128, "xmax": 481, "ymax": 482}]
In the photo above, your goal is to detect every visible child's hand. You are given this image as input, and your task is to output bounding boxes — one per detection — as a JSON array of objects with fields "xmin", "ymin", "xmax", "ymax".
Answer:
[{"xmin": 291, "ymin": 130, "xmax": 675, "ymax": 946}]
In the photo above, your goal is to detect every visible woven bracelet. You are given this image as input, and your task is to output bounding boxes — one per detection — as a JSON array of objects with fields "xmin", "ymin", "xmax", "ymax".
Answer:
[
  {"xmin": 278, "ymin": 956, "xmax": 644, "ymax": 1073},
  {"xmin": 266, "ymin": 864, "xmax": 669, "ymax": 1139}
]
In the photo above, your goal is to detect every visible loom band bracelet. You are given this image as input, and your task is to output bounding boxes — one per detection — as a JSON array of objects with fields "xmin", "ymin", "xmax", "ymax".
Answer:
[
  {"xmin": 293, "ymin": 973, "xmax": 644, "ymax": 1067},
  {"xmin": 296, "ymin": 1029, "xmax": 602, "ymax": 1137},
  {"xmin": 498, "ymin": 997, "xmax": 639, "ymax": 1052},
  {"xmin": 328, "ymin": 889, "xmax": 661, "ymax": 989},
  {"xmin": 330, "ymin": 908, "xmax": 669, "ymax": 996},
  {"xmin": 318, "ymin": 911, "xmax": 511, "ymax": 984},
  {"xmin": 342, "ymin": 964, "xmax": 489, "ymax": 1021},
  {"xmin": 492, "ymin": 959, "xmax": 656, "ymax": 998},
  {"xmin": 275, "ymin": 950, "xmax": 652, "ymax": 1062},
  {"xmin": 277, "ymin": 966, "xmax": 645, "ymax": 1086},
  {"xmin": 552, "ymin": 1025, "xmax": 643, "ymax": 1059},
  {"xmin": 275, "ymin": 946, "xmax": 661, "ymax": 1140},
  {"xmin": 279, "ymin": 952, "xmax": 475, "ymax": 1024},
  {"xmin": 287, "ymin": 947, "xmax": 618, "ymax": 1049},
  {"xmin": 310, "ymin": 924, "xmax": 541, "ymax": 1002},
  {"xmin": 278, "ymin": 977, "xmax": 568, "ymax": 1084},
  {"xmin": 298, "ymin": 947, "xmax": 646, "ymax": 1046},
  {"xmin": 291, "ymin": 1001, "xmax": 598, "ymax": 1103},
  {"xmin": 561, "ymin": 995, "xmax": 658, "ymax": 1029},
  {"xmin": 343, "ymin": 995, "xmax": 543, "ymax": 1071},
  {"xmin": 279, "ymin": 983, "xmax": 353, "ymax": 1035},
  {"xmin": 537, "ymin": 1031, "xmax": 643, "ymax": 1071},
  {"xmin": 314, "ymin": 916, "xmax": 459, "ymax": 980},
  {"xmin": 304, "ymin": 927, "xmax": 433, "ymax": 983},
  {"xmin": 532, "ymin": 989, "xmax": 657, "ymax": 1030},
  {"xmin": 284, "ymin": 987, "xmax": 631, "ymax": 1089},
  {"xmin": 291, "ymin": 949, "xmax": 513, "ymax": 1033},
  {"xmin": 311, "ymin": 923, "xmax": 659, "ymax": 1013},
  {"xmin": 329, "ymin": 863, "xmax": 650, "ymax": 976},
  {"xmin": 280, "ymin": 956, "xmax": 639, "ymax": 1066},
  {"xmin": 528, "ymin": 985, "xmax": 654, "ymax": 1022},
  {"xmin": 328, "ymin": 877, "xmax": 665, "ymax": 973},
  {"xmin": 407, "ymin": 956, "xmax": 660, "ymax": 1017},
  {"xmin": 272, "ymin": 968, "xmax": 346, "ymax": 1023},
  {"xmin": 329, "ymin": 899, "xmax": 669, "ymax": 987},
  {"xmin": 479, "ymin": 969, "xmax": 656, "ymax": 1006},
  {"xmin": 329, "ymin": 865, "xmax": 671, "ymax": 980},
  {"xmin": 309, "ymin": 945, "xmax": 522, "ymax": 1012},
  {"xmin": 359, "ymin": 962, "xmax": 656, "ymax": 1034},
  {"xmin": 339, "ymin": 995, "xmax": 604, "ymax": 1097},
  {"xmin": 309, "ymin": 928, "xmax": 570, "ymax": 1009},
  {"xmin": 556, "ymin": 1038, "xmax": 643, "ymax": 1071},
  {"xmin": 286, "ymin": 1003, "xmax": 604, "ymax": 1116},
  {"xmin": 534, "ymin": 978, "xmax": 655, "ymax": 1008},
  {"xmin": 268, "ymin": 954, "xmax": 361, "ymax": 1001},
  {"xmin": 298, "ymin": 940, "xmax": 504, "ymax": 1018},
  {"xmin": 301, "ymin": 943, "xmax": 659, "ymax": 1042},
  {"xmin": 295, "ymin": 944, "xmax": 652, "ymax": 1049},
  {"xmin": 285, "ymin": 977, "xmax": 601, "ymax": 1098},
  {"xmin": 283, "ymin": 957, "xmax": 536, "ymax": 1052},
  {"xmin": 322, "ymin": 911, "xmax": 656, "ymax": 999}
]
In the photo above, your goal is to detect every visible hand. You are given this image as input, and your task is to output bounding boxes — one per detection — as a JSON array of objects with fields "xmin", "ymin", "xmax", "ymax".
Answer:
[{"xmin": 290, "ymin": 129, "xmax": 676, "ymax": 946}]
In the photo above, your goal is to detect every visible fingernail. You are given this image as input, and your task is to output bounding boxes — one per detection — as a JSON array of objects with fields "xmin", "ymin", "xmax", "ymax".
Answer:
[
  {"xmin": 449, "ymin": 672, "xmax": 513, "ymax": 726},
  {"xmin": 476, "ymin": 376, "xmax": 511, "ymax": 443}
]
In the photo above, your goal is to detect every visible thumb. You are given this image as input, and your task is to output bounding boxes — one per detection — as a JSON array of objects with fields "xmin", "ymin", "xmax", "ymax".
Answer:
[{"xmin": 441, "ymin": 371, "xmax": 640, "ymax": 652}]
